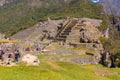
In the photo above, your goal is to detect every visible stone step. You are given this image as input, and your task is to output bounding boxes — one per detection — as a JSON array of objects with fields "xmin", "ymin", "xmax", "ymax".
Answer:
[
  {"xmin": 66, "ymin": 39, "xmax": 80, "ymax": 41},
  {"xmin": 66, "ymin": 38, "xmax": 80, "ymax": 41},
  {"xmin": 57, "ymin": 38, "xmax": 66, "ymax": 42},
  {"xmin": 69, "ymin": 34, "xmax": 80, "ymax": 37},
  {"xmin": 65, "ymin": 27, "xmax": 72, "ymax": 30},
  {"xmin": 61, "ymin": 33, "xmax": 69, "ymax": 35},
  {"xmin": 67, "ymin": 34, "xmax": 80, "ymax": 37},
  {"xmin": 63, "ymin": 30, "xmax": 71, "ymax": 33},
  {"xmin": 70, "ymin": 32, "xmax": 80, "ymax": 35},
  {"xmin": 69, "ymin": 43, "xmax": 96, "ymax": 45},
  {"xmin": 66, "ymin": 40, "xmax": 80, "ymax": 44},
  {"xmin": 66, "ymin": 38, "xmax": 80, "ymax": 39},
  {"xmin": 61, "ymin": 31, "xmax": 70, "ymax": 33},
  {"xmin": 72, "ymin": 29, "xmax": 80, "ymax": 32},
  {"xmin": 68, "ymin": 32, "xmax": 80, "ymax": 35},
  {"xmin": 59, "ymin": 34, "xmax": 67, "ymax": 36},
  {"xmin": 68, "ymin": 35, "xmax": 80, "ymax": 38},
  {"xmin": 60, "ymin": 34, "xmax": 69, "ymax": 37},
  {"xmin": 63, "ymin": 20, "xmax": 71, "ymax": 27},
  {"xmin": 59, "ymin": 35, "xmax": 67, "ymax": 38},
  {"xmin": 56, "ymin": 20, "xmax": 78, "ymax": 41},
  {"xmin": 70, "ymin": 31, "xmax": 80, "ymax": 34},
  {"xmin": 67, "ymin": 37, "xmax": 79, "ymax": 39},
  {"xmin": 56, "ymin": 20, "xmax": 71, "ymax": 38}
]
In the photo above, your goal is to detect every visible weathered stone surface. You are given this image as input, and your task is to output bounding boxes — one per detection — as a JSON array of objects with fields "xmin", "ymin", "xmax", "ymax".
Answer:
[
  {"xmin": 21, "ymin": 54, "xmax": 40, "ymax": 66},
  {"xmin": 45, "ymin": 54, "xmax": 101, "ymax": 65}
]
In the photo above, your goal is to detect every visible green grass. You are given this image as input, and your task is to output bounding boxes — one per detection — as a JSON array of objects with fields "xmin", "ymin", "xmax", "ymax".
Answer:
[
  {"xmin": 0, "ymin": 54, "xmax": 119, "ymax": 80},
  {"xmin": 0, "ymin": 61, "xmax": 119, "ymax": 80},
  {"xmin": 105, "ymin": 68, "xmax": 120, "ymax": 80},
  {"xmin": 60, "ymin": 54, "xmax": 90, "ymax": 58},
  {"xmin": 69, "ymin": 48, "xmax": 86, "ymax": 51}
]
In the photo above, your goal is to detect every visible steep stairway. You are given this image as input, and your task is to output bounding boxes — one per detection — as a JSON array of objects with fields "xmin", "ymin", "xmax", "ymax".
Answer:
[
  {"xmin": 56, "ymin": 20, "xmax": 77, "ymax": 42},
  {"xmin": 66, "ymin": 23, "xmax": 82, "ymax": 43}
]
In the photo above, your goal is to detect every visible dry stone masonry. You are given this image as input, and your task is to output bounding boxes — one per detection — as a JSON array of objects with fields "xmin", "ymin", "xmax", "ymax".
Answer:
[{"xmin": 54, "ymin": 18, "xmax": 104, "ymax": 64}]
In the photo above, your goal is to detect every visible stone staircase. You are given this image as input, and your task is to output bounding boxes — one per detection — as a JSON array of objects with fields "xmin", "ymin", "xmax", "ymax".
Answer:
[
  {"xmin": 66, "ymin": 23, "xmax": 82, "ymax": 43},
  {"xmin": 56, "ymin": 20, "xmax": 77, "ymax": 42}
]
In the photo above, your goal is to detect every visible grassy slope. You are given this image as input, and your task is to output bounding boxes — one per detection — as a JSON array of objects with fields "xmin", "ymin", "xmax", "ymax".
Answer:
[
  {"xmin": 0, "ymin": 54, "xmax": 119, "ymax": 80},
  {"xmin": 0, "ymin": 0, "xmax": 109, "ymax": 37},
  {"xmin": 0, "ymin": 60, "xmax": 119, "ymax": 80},
  {"xmin": 0, "ymin": 0, "xmax": 62, "ymax": 36}
]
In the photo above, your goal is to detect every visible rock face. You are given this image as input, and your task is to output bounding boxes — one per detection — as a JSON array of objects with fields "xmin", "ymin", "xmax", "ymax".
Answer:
[
  {"xmin": 103, "ymin": 27, "xmax": 109, "ymax": 38},
  {"xmin": 0, "ymin": 0, "xmax": 14, "ymax": 6},
  {"xmin": 101, "ymin": 0, "xmax": 120, "ymax": 16},
  {"xmin": 21, "ymin": 54, "xmax": 40, "ymax": 66}
]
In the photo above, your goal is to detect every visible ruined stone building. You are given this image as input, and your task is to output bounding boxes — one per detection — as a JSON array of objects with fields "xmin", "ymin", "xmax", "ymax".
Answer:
[{"xmin": 56, "ymin": 18, "xmax": 103, "ymax": 53}]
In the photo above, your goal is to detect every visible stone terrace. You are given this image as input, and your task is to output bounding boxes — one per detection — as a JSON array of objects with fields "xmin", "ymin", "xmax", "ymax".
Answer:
[{"xmin": 56, "ymin": 18, "xmax": 103, "ymax": 54}]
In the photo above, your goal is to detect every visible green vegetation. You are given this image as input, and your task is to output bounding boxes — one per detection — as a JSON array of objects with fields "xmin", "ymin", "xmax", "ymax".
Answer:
[
  {"xmin": 99, "ymin": 36, "xmax": 120, "ymax": 53},
  {"xmin": 0, "ymin": 0, "xmax": 109, "ymax": 37},
  {"xmin": 116, "ymin": 50, "xmax": 120, "ymax": 59},
  {"xmin": 115, "ymin": 50, "xmax": 120, "ymax": 66},
  {"xmin": 60, "ymin": 54, "xmax": 90, "ymax": 58},
  {"xmin": 43, "ymin": 30, "xmax": 48, "ymax": 33},
  {"xmin": 0, "ymin": 0, "xmax": 120, "ymax": 80},
  {"xmin": 69, "ymin": 47, "xmax": 85, "ymax": 50},
  {"xmin": 0, "ymin": 59, "xmax": 119, "ymax": 80},
  {"xmin": 0, "ymin": 0, "xmax": 62, "ymax": 37}
]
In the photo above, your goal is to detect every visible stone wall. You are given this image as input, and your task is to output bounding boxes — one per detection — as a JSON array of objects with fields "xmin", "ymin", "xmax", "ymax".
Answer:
[
  {"xmin": 60, "ymin": 54, "xmax": 101, "ymax": 64},
  {"xmin": 45, "ymin": 54, "xmax": 101, "ymax": 65}
]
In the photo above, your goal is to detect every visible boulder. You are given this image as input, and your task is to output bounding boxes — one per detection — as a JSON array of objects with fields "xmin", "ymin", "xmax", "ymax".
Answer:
[
  {"xmin": 21, "ymin": 54, "xmax": 40, "ymax": 66},
  {"xmin": 80, "ymin": 31, "xmax": 92, "ymax": 43}
]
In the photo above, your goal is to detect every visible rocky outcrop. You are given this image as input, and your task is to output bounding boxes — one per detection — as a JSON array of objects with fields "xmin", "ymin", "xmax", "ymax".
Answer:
[
  {"xmin": 103, "ymin": 27, "xmax": 109, "ymax": 38},
  {"xmin": 21, "ymin": 54, "xmax": 40, "ymax": 66},
  {"xmin": 101, "ymin": 0, "xmax": 120, "ymax": 16},
  {"xmin": 0, "ymin": 0, "xmax": 15, "ymax": 6},
  {"xmin": 100, "ymin": 51, "xmax": 116, "ymax": 68}
]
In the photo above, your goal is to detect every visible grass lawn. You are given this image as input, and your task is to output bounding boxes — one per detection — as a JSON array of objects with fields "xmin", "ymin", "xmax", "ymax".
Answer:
[
  {"xmin": 0, "ymin": 55, "xmax": 119, "ymax": 80},
  {"xmin": 0, "ymin": 46, "xmax": 118, "ymax": 80}
]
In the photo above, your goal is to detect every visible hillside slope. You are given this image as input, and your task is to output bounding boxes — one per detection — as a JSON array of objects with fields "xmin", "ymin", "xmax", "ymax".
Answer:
[
  {"xmin": 0, "ymin": 59, "xmax": 119, "ymax": 80},
  {"xmin": 0, "ymin": 0, "xmax": 109, "ymax": 37}
]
